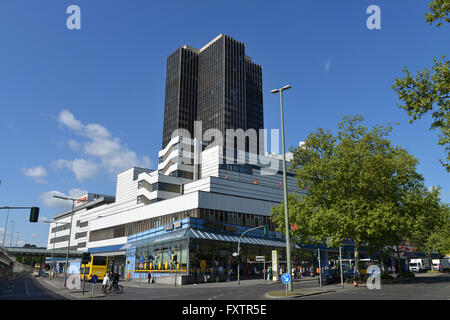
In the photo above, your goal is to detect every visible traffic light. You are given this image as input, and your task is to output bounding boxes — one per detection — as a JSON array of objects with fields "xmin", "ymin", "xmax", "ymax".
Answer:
[
  {"xmin": 82, "ymin": 252, "xmax": 90, "ymax": 264},
  {"xmin": 29, "ymin": 207, "xmax": 39, "ymax": 222},
  {"xmin": 263, "ymin": 225, "xmax": 269, "ymax": 236}
]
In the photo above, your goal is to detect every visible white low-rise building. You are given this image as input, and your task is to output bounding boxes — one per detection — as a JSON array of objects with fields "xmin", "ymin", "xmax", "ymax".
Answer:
[{"xmin": 47, "ymin": 135, "xmax": 309, "ymax": 282}]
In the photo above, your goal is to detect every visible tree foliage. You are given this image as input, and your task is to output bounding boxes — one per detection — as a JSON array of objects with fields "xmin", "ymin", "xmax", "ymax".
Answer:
[
  {"xmin": 425, "ymin": 0, "xmax": 450, "ymax": 27},
  {"xmin": 392, "ymin": 57, "xmax": 450, "ymax": 171},
  {"xmin": 271, "ymin": 116, "xmax": 445, "ymax": 266},
  {"xmin": 392, "ymin": 0, "xmax": 450, "ymax": 171},
  {"xmin": 425, "ymin": 204, "xmax": 450, "ymax": 255}
]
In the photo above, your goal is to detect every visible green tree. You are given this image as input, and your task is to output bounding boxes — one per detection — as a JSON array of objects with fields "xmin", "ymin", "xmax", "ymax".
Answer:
[
  {"xmin": 392, "ymin": 57, "xmax": 450, "ymax": 171},
  {"xmin": 425, "ymin": 0, "xmax": 450, "ymax": 27},
  {"xmin": 271, "ymin": 115, "xmax": 444, "ymax": 273},
  {"xmin": 425, "ymin": 203, "xmax": 450, "ymax": 255},
  {"xmin": 392, "ymin": 1, "xmax": 450, "ymax": 171}
]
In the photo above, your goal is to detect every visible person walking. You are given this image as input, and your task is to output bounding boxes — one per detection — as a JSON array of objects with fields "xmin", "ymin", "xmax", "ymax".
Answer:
[
  {"xmin": 147, "ymin": 271, "xmax": 152, "ymax": 284},
  {"xmin": 102, "ymin": 272, "xmax": 110, "ymax": 293},
  {"xmin": 352, "ymin": 266, "xmax": 359, "ymax": 287}
]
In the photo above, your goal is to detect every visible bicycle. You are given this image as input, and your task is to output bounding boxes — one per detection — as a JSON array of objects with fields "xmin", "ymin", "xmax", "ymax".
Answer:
[{"xmin": 106, "ymin": 281, "xmax": 123, "ymax": 294}]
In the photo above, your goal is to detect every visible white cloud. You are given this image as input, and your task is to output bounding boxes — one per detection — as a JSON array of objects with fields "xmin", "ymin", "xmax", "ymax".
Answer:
[
  {"xmin": 56, "ymin": 110, "xmax": 151, "ymax": 175},
  {"xmin": 53, "ymin": 158, "xmax": 98, "ymax": 181},
  {"xmin": 325, "ymin": 57, "xmax": 333, "ymax": 72},
  {"xmin": 23, "ymin": 166, "xmax": 47, "ymax": 183},
  {"xmin": 40, "ymin": 188, "xmax": 88, "ymax": 208},
  {"xmin": 68, "ymin": 139, "xmax": 81, "ymax": 151},
  {"xmin": 58, "ymin": 109, "xmax": 83, "ymax": 131}
]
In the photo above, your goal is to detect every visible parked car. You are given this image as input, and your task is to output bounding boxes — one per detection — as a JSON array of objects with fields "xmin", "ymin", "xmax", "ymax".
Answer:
[{"xmin": 318, "ymin": 269, "xmax": 341, "ymax": 285}]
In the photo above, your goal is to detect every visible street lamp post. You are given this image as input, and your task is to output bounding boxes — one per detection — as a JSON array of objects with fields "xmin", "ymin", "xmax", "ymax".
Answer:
[
  {"xmin": 236, "ymin": 225, "xmax": 265, "ymax": 285},
  {"xmin": 2, "ymin": 208, "xmax": 10, "ymax": 247},
  {"xmin": 9, "ymin": 221, "xmax": 15, "ymax": 247},
  {"xmin": 42, "ymin": 220, "xmax": 65, "ymax": 279},
  {"xmin": 53, "ymin": 195, "xmax": 78, "ymax": 287},
  {"xmin": 15, "ymin": 232, "xmax": 19, "ymax": 247},
  {"xmin": 271, "ymin": 84, "xmax": 292, "ymax": 292}
]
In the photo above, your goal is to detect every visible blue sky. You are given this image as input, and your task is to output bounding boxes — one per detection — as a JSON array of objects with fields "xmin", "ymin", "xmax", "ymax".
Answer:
[{"xmin": 0, "ymin": 1, "xmax": 449, "ymax": 247}]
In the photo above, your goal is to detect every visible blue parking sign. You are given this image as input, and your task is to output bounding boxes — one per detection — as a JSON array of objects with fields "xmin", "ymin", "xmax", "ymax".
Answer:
[{"xmin": 281, "ymin": 273, "xmax": 291, "ymax": 284}]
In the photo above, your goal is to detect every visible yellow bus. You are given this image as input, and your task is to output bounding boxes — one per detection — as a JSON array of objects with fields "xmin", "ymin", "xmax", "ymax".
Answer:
[
  {"xmin": 80, "ymin": 256, "xmax": 108, "ymax": 281},
  {"xmin": 33, "ymin": 264, "xmax": 41, "ymax": 277}
]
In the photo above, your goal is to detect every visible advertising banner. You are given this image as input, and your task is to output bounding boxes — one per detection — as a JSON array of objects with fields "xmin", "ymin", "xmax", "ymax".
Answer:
[{"xmin": 272, "ymin": 250, "xmax": 278, "ymax": 281}]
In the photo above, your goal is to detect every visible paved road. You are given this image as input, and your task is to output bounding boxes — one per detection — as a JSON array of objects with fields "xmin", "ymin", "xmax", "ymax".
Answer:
[
  {"xmin": 300, "ymin": 273, "xmax": 450, "ymax": 300},
  {"xmin": 29, "ymin": 272, "xmax": 450, "ymax": 300},
  {"xmin": 0, "ymin": 273, "xmax": 66, "ymax": 300},
  {"xmin": 38, "ymin": 275, "xmax": 324, "ymax": 300}
]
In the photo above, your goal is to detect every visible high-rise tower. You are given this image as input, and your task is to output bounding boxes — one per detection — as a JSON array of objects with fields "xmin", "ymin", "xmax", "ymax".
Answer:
[{"xmin": 161, "ymin": 34, "xmax": 263, "ymax": 152}]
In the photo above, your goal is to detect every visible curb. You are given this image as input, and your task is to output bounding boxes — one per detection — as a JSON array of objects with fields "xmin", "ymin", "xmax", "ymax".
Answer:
[
  {"xmin": 264, "ymin": 289, "xmax": 335, "ymax": 299},
  {"xmin": 38, "ymin": 278, "xmax": 77, "ymax": 300}
]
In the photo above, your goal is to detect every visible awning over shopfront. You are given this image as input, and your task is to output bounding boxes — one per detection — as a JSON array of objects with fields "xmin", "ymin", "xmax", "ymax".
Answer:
[
  {"xmin": 120, "ymin": 227, "xmax": 303, "ymax": 250},
  {"xmin": 121, "ymin": 229, "xmax": 189, "ymax": 249},
  {"xmin": 186, "ymin": 229, "xmax": 301, "ymax": 249}
]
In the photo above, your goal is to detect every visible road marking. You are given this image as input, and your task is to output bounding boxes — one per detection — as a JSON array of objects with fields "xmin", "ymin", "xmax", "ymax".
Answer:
[{"xmin": 24, "ymin": 280, "xmax": 29, "ymax": 296}]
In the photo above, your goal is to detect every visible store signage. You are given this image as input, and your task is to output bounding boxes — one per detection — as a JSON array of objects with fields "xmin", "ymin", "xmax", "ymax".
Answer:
[
  {"xmin": 256, "ymin": 256, "xmax": 265, "ymax": 262},
  {"xmin": 272, "ymin": 250, "xmax": 279, "ymax": 281},
  {"xmin": 165, "ymin": 224, "xmax": 174, "ymax": 231}
]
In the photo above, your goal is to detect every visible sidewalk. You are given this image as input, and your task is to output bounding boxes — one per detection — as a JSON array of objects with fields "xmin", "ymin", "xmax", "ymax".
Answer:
[
  {"xmin": 37, "ymin": 275, "xmax": 108, "ymax": 300},
  {"xmin": 37, "ymin": 273, "xmax": 320, "ymax": 300},
  {"xmin": 121, "ymin": 276, "xmax": 317, "ymax": 289}
]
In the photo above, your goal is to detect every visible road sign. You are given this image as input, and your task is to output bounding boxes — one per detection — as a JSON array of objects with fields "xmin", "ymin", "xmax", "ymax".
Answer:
[
  {"xmin": 281, "ymin": 273, "xmax": 291, "ymax": 284},
  {"xmin": 91, "ymin": 275, "xmax": 98, "ymax": 283},
  {"xmin": 255, "ymin": 256, "xmax": 265, "ymax": 262},
  {"xmin": 139, "ymin": 263, "xmax": 144, "ymax": 270},
  {"xmin": 139, "ymin": 255, "xmax": 145, "ymax": 263}
]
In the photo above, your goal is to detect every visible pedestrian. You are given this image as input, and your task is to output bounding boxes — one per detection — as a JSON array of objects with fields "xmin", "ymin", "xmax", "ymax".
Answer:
[
  {"xmin": 268, "ymin": 266, "xmax": 273, "ymax": 280},
  {"xmin": 147, "ymin": 271, "xmax": 152, "ymax": 284},
  {"xmin": 102, "ymin": 272, "xmax": 109, "ymax": 293},
  {"xmin": 352, "ymin": 266, "xmax": 359, "ymax": 286}
]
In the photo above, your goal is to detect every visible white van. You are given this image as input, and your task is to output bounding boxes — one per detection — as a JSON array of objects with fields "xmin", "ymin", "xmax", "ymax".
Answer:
[
  {"xmin": 432, "ymin": 259, "xmax": 450, "ymax": 272},
  {"xmin": 409, "ymin": 258, "xmax": 431, "ymax": 272}
]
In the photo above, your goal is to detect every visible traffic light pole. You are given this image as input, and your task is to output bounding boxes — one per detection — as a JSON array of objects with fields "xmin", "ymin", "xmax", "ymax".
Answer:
[{"xmin": 1, "ymin": 206, "xmax": 40, "ymax": 247}]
